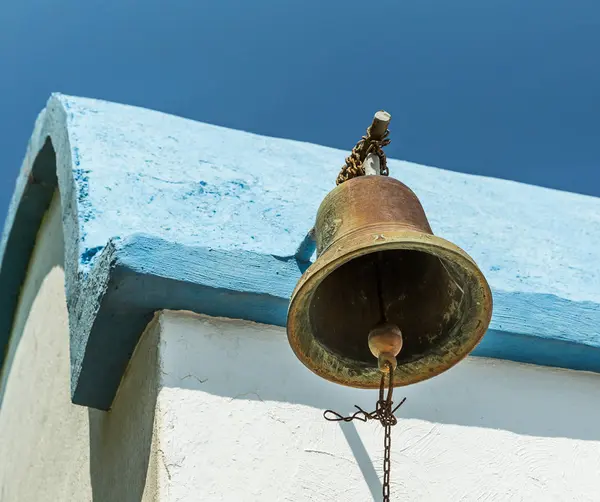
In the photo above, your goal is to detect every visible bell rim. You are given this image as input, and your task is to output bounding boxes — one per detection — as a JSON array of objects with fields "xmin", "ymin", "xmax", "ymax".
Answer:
[{"xmin": 286, "ymin": 228, "xmax": 493, "ymax": 389}]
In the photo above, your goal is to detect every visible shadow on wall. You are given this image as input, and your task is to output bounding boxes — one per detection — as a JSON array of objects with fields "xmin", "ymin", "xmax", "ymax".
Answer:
[
  {"xmin": 88, "ymin": 407, "xmax": 156, "ymax": 502},
  {"xmin": 162, "ymin": 313, "xmax": 600, "ymax": 443},
  {"xmin": 87, "ymin": 319, "xmax": 160, "ymax": 502}
]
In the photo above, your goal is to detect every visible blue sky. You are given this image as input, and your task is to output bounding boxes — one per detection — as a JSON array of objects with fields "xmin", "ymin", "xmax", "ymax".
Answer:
[{"xmin": 1, "ymin": 0, "xmax": 599, "ymax": 224}]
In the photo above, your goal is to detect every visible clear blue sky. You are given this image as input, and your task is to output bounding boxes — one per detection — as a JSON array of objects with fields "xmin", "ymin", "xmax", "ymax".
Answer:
[{"xmin": 1, "ymin": 0, "xmax": 599, "ymax": 224}]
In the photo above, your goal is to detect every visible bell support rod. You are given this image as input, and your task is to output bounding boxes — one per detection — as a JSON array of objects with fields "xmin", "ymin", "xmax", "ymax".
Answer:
[{"xmin": 364, "ymin": 111, "xmax": 391, "ymax": 176}]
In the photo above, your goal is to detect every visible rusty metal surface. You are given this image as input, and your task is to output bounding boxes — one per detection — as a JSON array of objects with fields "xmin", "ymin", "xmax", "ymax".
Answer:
[
  {"xmin": 315, "ymin": 176, "xmax": 432, "ymax": 255},
  {"xmin": 287, "ymin": 175, "xmax": 493, "ymax": 389}
]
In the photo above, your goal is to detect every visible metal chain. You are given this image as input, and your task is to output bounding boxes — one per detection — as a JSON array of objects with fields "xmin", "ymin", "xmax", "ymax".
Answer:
[
  {"xmin": 380, "ymin": 367, "xmax": 395, "ymax": 502},
  {"xmin": 383, "ymin": 421, "xmax": 392, "ymax": 501},
  {"xmin": 336, "ymin": 126, "xmax": 391, "ymax": 185},
  {"xmin": 374, "ymin": 363, "xmax": 397, "ymax": 501},
  {"xmin": 323, "ymin": 362, "xmax": 406, "ymax": 501}
]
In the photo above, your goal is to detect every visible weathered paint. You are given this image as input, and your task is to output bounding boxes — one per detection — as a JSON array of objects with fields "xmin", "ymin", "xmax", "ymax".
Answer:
[
  {"xmin": 155, "ymin": 312, "xmax": 600, "ymax": 501},
  {"xmin": 0, "ymin": 94, "xmax": 599, "ymax": 410}
]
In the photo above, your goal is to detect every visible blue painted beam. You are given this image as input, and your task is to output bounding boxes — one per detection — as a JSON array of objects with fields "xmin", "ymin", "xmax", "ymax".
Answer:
[
  {"xmin": 1, "ymin": 94, "xmax": 599, "ymax": 410},
  {"xmin": 70, "ymin": 234, "xmax": 600, "ymax": 410}
]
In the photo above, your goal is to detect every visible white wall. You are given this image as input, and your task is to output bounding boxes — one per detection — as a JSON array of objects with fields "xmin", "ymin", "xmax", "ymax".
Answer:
[
  {"xmin": 155, "ymin": 311, "xmax": 600, "ymax": 502},
  {"xmin": 0, "ymin": 194, "xmax": 159, "ymax": 502}
]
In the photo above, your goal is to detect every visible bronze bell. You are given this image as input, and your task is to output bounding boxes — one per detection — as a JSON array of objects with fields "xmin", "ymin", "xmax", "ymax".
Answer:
[{"xmin": 287, "ymin": 175, "xmax": 493, "ymax": 389}]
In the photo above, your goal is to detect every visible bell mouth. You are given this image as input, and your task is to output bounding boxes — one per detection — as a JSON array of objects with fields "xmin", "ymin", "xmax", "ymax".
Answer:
[
  {"xmin": 311, "ymin": 248, "xmax": 467, "ymax": 367},
  {"xmin": 286, "ymin": 229, "xmax": 493, "ymax": 389}
]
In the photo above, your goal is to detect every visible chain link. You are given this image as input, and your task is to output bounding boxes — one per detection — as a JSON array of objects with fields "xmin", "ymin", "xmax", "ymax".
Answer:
[
  {"xmin": 336, "ymin": 126, "xmax": 391, "ymax": 185},
  {"xmin": 323, "ymin": 362, "xmax": 406, "ymax": 501},
  {"xmin": 383, "ymin": 421, "xmax": 392, "ymax": 501},
  {"xmin": 380, "ymin": 366, "xmax": 395, "ymax": 502}
]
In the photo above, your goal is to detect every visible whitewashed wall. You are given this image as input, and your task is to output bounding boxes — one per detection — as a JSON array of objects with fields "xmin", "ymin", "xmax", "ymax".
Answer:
[
  {"xmin": 156, "ymin": 311, "xmax": 600, "ymax": 502},
  {"xmin": 0, "ymin": 195, "xmax": 159, "ymax": 502},
  {"xmin": 1, "ymin": 195, "xmax": 600, "ymax": 502}
]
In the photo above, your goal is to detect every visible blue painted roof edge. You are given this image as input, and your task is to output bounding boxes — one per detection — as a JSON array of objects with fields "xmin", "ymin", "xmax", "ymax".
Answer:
[
  {"xmin": 1, "ymin": 94, "xmax": 599, "ymax": 410},
  {"xmin": 73, "ymin": 233, "xmax": 600, "ymax": 410}
]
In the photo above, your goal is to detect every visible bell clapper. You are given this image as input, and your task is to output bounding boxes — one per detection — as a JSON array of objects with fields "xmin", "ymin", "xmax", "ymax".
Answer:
[{"xmin": 368, "ymin": 323, "xmax": 403, "ymax": 373}]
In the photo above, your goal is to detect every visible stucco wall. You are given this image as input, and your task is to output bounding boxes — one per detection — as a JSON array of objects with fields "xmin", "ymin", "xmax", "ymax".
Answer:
[
  {"xmin": 0, "ymin": 194, "xmax": 159, "ymax": 502},
  {"xmin": 156, "ymin": 311, "xmax": 600, "ymax": 501}
]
